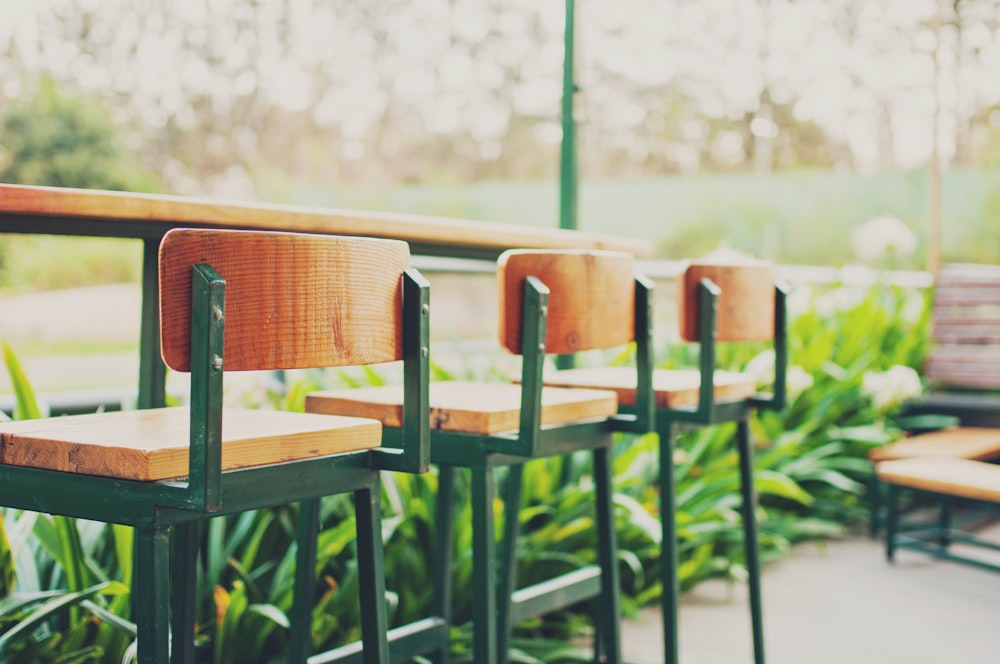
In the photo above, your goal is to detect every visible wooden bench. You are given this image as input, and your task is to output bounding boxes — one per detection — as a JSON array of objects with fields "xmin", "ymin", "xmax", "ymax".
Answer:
[
  {"xmin": 870, "ymin": 264, "xmax": 1000, "ymax": 562},
  {"xmin": 878, "ymin": 457, "xmax": 1000, "ymax": 571},
  {"xmin": 868, "ymin": 265, "xmax": 1000, "ymax": 503},
  {"xmin": 902, "ymin": 262, "xmax": 1000, "ymax": 427}
]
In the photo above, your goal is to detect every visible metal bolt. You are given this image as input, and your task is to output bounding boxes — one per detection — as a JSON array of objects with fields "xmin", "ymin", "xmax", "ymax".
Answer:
[
  {"xmin": 422, "ymin": 304, "xmax": 430, "ymax": 315},
  {"xmin": 538, "ymin": 343, "xmax": 545, "ymax": 353},
  {"xmin": 421, "ymin": 347, "xmax": 429, "ymax": 358},
  {"xmin": 540, "ymin": 306, "xmax": 548, "ymax": 317},
  {"xmin": 213, "ymin": 306, "xmax": 223, "ymax": 321},
  {"xmin": 212, "ymin": 355, "xmax": 223, "ymax": 371}
]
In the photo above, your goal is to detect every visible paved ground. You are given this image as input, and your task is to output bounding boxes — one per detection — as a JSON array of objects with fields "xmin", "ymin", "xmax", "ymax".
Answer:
[{"xmin": 622, "ymin": 523, "xmax": 1000, "ymax": 663}]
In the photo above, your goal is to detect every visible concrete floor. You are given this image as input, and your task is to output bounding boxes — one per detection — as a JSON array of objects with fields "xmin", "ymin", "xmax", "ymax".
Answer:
[{"xmin": 622, "ymin": 525, "xmax": 1000, "ymax": 663}]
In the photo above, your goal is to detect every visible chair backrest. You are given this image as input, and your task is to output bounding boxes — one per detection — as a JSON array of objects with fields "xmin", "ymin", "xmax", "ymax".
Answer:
[
  {"xmin": 159, "ymin": 228, "xmax": 410, "ymax": 372},
  {"xmin": 497, "ymin": 250, "xmax": 635, "ymax": 355},
  {"xmin": 926, "ymin": 263, "xmax": 1000, "ymax": 391},
  {"xmin": 677, "ymin": 260, "xmax": 775, "ymax": 343}
]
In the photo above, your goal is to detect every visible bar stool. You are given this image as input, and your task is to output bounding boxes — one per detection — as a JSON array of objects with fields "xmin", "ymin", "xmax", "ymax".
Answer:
[
  {"xmin": 306, "ymin": 249, "xmax": 654, "ymax": 663},
  {"xmin": 542, "ymin": 260, "xmax": 787, "ymax": 664},
  {"xmin": 0, "ymin": 229, "xmax": 429, "ymax": 664}
]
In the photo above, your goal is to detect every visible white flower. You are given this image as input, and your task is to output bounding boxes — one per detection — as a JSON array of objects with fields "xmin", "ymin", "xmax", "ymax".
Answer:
[
  {"xmin": 743, "ymin": 351, "xmax": 813, "ymax": 400},
  {"xmin": 744, "ymin": 349, "xmax": 776, "ymax": 388},
  {"xmin": 813, "ymin": 285, "xmax": 866, "ymax": 317},
  {"xmin": 851, "ymin": 215, "xmax": 917, "ymax": 264},
  {"xmin": 902, "ymin": 289, "xmax": 927, "ymax": 324},
  {"xmin": 861, "ymin": 365, "xmax": 923, "ymax": 413},
  {"xmin": 786, "ymin": 366, "xmax": 814, "ymax": 400},
  {"xmin": 785, "ymin": 285, "xmax": 814, "ymax": 319}
]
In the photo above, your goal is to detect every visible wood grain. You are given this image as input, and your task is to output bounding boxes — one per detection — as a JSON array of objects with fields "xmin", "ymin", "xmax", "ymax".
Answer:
[
  {"xmin": 877, "ymin": 457, "xmax": 1000, "ymax": 503},
  {"xmin": 0, "ymin": 407, "xmax": 381, "ymax": 481},
  {"xmin": 306, "ymin": 380, "xmax": 618, "ymax": 434},
  {"xmin": 677, "ymin": 260, "xmax": 775, "ymax": 342},
  {"xmin": 0, "ymin": 184, "xmax": 652, "ymax": 257},
  {"xmin": 159, "ymin": 229, "xmax": 409, "ymax": 372},
  {"xmin": 497, "ymin": 250, "xmax": 635, "ymax": 355},
  {"xmin": 540, "ymin": 366, "xmax": 757, "ymax": 408},
  {"xmin": 869, "ymin": 427, "xmax": 1000, "ymax": 462}
]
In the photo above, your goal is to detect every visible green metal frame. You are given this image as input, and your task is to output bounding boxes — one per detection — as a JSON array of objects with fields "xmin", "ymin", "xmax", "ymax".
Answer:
[
  {"xmin": 0, "ymin": 262, "xmax": 430, "ymax": 664},
  {"xmin": 318, "ymin": 274, "xmax": 654, "ymax": 664},
  {"xmin": 885, "ymin": 485, "xmax": 1000, "ymax": 574},
  {"xmin": 655, "ymin": 279, "xmax": 788, "ymax": 664}
]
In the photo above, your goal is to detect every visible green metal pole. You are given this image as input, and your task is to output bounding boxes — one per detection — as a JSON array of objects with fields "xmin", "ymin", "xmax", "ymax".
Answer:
[
  {"xmin": 557, "ymin": 0, "xmax": 578, "ymax": 373},
  {"xmin": 559, "ymin": 0, "xmax": 577, "ymax": 233}
]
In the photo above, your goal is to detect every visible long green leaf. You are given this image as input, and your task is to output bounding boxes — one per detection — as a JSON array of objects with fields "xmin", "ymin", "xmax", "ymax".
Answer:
[
  {"xmin": 0, "ymin": 582, "xmax": 114, "ymax": 651},
  {"xmin": 2, "ymin": 344, "xmax": 42, "ymax": 420}
]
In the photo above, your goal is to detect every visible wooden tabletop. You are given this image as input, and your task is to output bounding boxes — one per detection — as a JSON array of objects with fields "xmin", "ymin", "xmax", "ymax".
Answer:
[{"xmin": 0, "ymin": 184, "xmax": 652, "ymax": 260}]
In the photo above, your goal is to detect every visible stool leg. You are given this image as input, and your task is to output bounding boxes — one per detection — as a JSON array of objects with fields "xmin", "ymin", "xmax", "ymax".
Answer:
[
  {"xmin": 355, "ymin": 479, "xmax": 390, "ymax": 664},
  {"xmin": 658, "ymin": 420, "xmax": 679, "ymax": 664},
  {"xmin": 886, "ymin": 484, "xmax": 899, "ymax": 562},
  {"xmin": 135, "ymin": 522, "xmax": 171, "ymax": 664},
  {"xmin": 432, "ymin": 466, "xmax": 456, "ymax": 664},
  {"xmin": 938, "ymin": 496, "xmax": 953, "ymax": 549},
  {"xmin": 736, "ymin": 419, "xmax": 766, "ymax": 664},
  {"xmin": 497, "ymin": 462, "xmax": 524, "ymax": 664},
  {"xmin": 594, "ymin": 445, "xmax": 622, "ymax": 664},
  {"xmin": 470, "ymin": 466, "xmax": 499, "ymax": 664},
  {"xmin": 290, "ymin": 499, "xmax": 320, "ymax": 664},
  {"xmin": 170, "ymin": 521, "xmax": 198, "ymax": 663}
]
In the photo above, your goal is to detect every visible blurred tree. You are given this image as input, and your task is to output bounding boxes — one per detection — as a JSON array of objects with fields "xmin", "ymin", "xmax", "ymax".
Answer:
[{"xmin": 0, "ymin": 78, "xmax": 155, "ymax": 191}]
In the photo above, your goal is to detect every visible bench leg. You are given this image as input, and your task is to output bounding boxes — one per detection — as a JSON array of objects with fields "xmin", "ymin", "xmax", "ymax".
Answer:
[
  {"xmin": 736, "ymin": 419, "xmax": 766, "ymax": 664},
  {"xmin": 658, "ymin": 420, "xmax": 679, "ymax": 664},
  {"xmin": 432, "ymin": 466, "xmax": 457, "ymax": 664},
  {"xmin": 594, "ymin": 445, "xmax": 622, "ymax": 663},
  {"xmin": 886, "ymin": 484, "xmax": 899, "ymax": 563},
  {"xmin": 135, "ymin": 522, "xmax": 171, "ymax": 664},
  {"xmin": 290, "ymin": 499, "xmax": 320, "ymax": 664},
  {"xmin": 355, "ymin": 480, "xmax": 390, "ymax": 664}
]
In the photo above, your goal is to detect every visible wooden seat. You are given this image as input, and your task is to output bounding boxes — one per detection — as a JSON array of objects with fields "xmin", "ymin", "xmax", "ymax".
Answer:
[
  {"xmin": 539, "ymin": 366, "xmax": 756, "ymax": 408},
  {"xmin": 308, "ymin": 380, "xmax": 616, "ymax": 434},
  {"xmin": 306, "ymin": 249, "xmax": 654, "ymax": 664},
  {"xmin": 0, "ymin": 228, "xmax": 430, "ymax": 664},
  {"xmin": 541, "ymin": 259, "xmax": 786, "ymax": 664},
  {"xmin": 0, "ymin": 407, "xmax": 380, "ymax": 481}
]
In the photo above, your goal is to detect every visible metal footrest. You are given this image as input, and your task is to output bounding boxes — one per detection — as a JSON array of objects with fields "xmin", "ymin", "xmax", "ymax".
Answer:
[
  {"xmin": 308, "ymin": 617, "xmax": 449, "ymax": 664},
  {"xmin": 895, "ymin": 527, "xmax": 1000, "ymax": 574},
  {"xmin": 509, "ymin": 564, "xmax": 602, "ymax": 624}
]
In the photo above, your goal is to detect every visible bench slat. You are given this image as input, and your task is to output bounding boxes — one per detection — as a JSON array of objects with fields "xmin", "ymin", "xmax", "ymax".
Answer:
[
  {"xmin": 926, "ymin": 263, "xmax": 1000, "ymax": 390},
  {"xmin": 869, "ymin": 427, "xmax": 1000, "ymax": 462},
  {"xmin": 877, "ymin": 457, "xmax": 1000, "ymax": 504}
]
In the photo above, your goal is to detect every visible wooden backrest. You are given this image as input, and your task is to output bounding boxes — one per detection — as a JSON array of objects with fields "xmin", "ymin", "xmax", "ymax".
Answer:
[
  {"xmin": 677, "ymin": 260, "xmax": 775, "ymax": 342},
  {"xmin": 925, "ymin": 263, "xmax": 1000, "ymax": 391},
  {"xmin": 159, "ymin": 229, "xmax": 410, "ymax": 372},
  {"xmin": 497, "ymin": 250, "xmax": 635, "ymax": 355}
]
